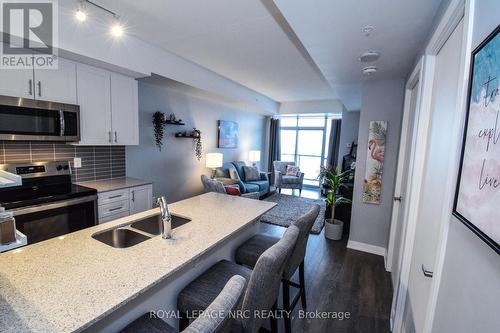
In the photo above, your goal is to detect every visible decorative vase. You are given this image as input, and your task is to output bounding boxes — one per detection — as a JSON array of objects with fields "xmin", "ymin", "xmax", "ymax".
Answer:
[{"xmin": 324, "ymin": 218, "xmax": 343, "ymax": 240}]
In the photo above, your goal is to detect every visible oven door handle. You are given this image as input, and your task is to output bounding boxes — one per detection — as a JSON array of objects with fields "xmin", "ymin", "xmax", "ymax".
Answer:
[
  {"xmin": 10, "ymin": 195, "xmax": 97, "ymax": 217},
  {"xmin": 59, "ymin": 110, "xmax": 66, "ymax": 136}
]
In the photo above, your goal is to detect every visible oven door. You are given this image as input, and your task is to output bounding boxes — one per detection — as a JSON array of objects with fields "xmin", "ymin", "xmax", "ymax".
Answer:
[
  {"xmin": 10, "ymin": 195, "xmax": 97, "ymax": 245},
  {"xmin": 0, "ymin": 95, "xmax": 80, "ymax": 142}
]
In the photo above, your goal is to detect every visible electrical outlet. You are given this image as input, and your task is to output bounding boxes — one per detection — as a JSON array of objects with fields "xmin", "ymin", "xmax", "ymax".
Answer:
[{"xmin": 73, "ymin": 157, "xmax": 82, "ymax": 168}]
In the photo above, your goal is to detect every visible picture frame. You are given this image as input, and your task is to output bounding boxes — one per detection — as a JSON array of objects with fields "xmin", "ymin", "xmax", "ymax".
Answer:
[
  {"xmin": 453, "ymin": 25, "xmax": 500, "ymax": 255},
  {"xmin": 217, "ymin": 120, "xmax": 239, "ymax": 148}
]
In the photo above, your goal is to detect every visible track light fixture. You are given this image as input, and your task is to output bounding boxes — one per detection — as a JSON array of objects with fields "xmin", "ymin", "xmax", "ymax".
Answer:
[{"xmin": 74, "ymin": 0, "xmax": 126, "ymax": 37}]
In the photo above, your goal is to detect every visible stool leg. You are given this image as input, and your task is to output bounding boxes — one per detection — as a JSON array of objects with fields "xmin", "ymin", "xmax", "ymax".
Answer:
[
  {"xmin": 299, "ymin": 261, "xmax": 307, "ymax": 310},
  {"xmin": 179, "ymin": 311, "xmax": 189, "ymax": 331},
  {"xmin": 270, "ymin": 302, "xmax": 278, "ymax": 333},
  {"xmin": 283, "ymin": 280, "xmax": 291, "ymax": 333}
]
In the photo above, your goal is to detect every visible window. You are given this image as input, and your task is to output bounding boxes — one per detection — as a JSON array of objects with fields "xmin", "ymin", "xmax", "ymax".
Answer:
[{"xmin": 279, "ymin": 115, "xmax": 336, "ymax": 187}]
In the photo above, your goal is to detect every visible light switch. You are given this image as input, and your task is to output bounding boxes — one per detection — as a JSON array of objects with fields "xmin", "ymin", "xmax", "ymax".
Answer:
[{"xmin": 73, "ymin": 157, "xmax": 82, "ymax": 168}]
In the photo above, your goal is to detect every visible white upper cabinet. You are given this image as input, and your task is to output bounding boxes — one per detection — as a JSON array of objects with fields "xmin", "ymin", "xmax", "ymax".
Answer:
[
  {"xmin": 0, "ymin": 68, "xmax": 34, "ymax": 99},
  {"xmin": 110, "ymin": 72, "xmax": 139, "ymax": 145},
  {"xmin": 34, "ymin": 58, "xmax": 77, "ymax": 104},
  {"xmin": 76, "ymin": 63, "xmax": 112, "ymax": 145}
]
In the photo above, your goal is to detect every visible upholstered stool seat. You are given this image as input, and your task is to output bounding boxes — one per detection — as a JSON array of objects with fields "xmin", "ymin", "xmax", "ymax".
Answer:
[
  {"xmin": 177, "ymin": 260, "xmax": 252, "ymax": 313},
  {"xmin": 234, "ymin": 234, "xmax": 279, "ymax": 270},
  {"xmin": 120, "ymin": 314, "xmax": 177, "ymax": 333}
]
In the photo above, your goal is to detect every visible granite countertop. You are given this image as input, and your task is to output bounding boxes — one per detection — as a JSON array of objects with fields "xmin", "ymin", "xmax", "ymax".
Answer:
[
  {"xmin": 0, "ymin": 193, "xmax": 276, "ymax": 333},
  {"xmin": 77, "ymin": 177, "xmax": 152, "ymax": 193}
]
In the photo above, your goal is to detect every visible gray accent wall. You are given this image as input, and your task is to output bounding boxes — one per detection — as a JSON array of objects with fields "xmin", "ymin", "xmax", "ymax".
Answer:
[
  {"xmin": 0, "ymin": 142, "xmax": 126, "ymax": 182},
  {"xmin": 431, "ymin": 1, "xmax": 500, "ymax": 332},
  {"xmin": 126, "ymin": 81, "xmax": 267, "ymax": 203},
  {"xmin": 349, "ymin": 79, "xmax": 405, "ymax": 248}
]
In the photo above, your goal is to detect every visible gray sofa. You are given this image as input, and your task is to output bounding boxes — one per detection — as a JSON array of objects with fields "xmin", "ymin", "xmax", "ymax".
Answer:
[
  {"xmin": 200, "ymin": 175, "xmax": 260, "ymax": 199},
  {"xmin": 273, "ymin": 161, "xmax": 305, "ymax": 195},
  {"xmin": 214, "ymin": 161, "xmax": 270, "ymax": 198}
]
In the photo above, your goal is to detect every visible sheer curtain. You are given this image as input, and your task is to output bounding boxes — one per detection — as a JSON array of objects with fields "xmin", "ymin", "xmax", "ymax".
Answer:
[{"xmin": 267, "ymin": 118, "xmax": 281, "ymax": 184}]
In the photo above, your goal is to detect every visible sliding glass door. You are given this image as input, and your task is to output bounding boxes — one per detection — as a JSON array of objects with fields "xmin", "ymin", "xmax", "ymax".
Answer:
[{"xmin": 280, "ymin": 115, "xmax": 332, "ymax": 187}]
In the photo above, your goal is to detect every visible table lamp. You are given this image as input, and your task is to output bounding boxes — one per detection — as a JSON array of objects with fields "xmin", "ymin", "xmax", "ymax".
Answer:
[
  {"xmin": 248, "ymin": 150, "xmax": 261, "ymax": 168},
  {"xmin": 206, "ymin": 153, "xmax": 223, "ymax": 178}
]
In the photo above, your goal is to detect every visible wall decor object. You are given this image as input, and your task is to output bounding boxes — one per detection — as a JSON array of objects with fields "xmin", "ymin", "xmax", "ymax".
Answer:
[
  {"xmin": 362, "ymin": 120, "xmax": 387, "ymax": 204},
  {"xmin": 218, "ymin": 120, "xmax": 239, "ymax": 148},
  {"xmin": 453, "ymin": 25, "xmax": 500, "ymax": 254},
  {"xmin": 152, "ymin": 111, "xmax": 186, "ymax": 151}
]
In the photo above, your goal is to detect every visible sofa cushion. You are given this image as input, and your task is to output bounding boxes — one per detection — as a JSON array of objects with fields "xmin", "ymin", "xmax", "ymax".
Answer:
[
  {"xmin": 244, "ymin": 183, "xmax": 260, "ymax": 193},
  {"xmin": 282, "ymin": 175, "xmax": 302, "ymax": 184},
  {"xmin": 243, "ymin": 166, "xmax": 260, "ymax": 181},
  {"xmin": 224, "ymin": 186, "xmax": 241, "ymax": 196},
  {"xmin": 215, "ymin": 162, "xmax": 236, "ymax": 179},
  {"xmin": 231, "ymin": 161, "xmax": 247, "ymax": 180},
  {"xmin": 246, "ymin": 180, "xmax": 269, "ymax": 192}
]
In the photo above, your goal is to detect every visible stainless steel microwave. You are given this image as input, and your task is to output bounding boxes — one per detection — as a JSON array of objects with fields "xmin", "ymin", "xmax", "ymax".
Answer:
[{"xmin": 0, "ymin": 95, "xmax": 80, "ymax": 142}]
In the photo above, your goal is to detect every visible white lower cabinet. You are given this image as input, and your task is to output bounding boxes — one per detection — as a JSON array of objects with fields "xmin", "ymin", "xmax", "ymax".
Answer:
[{"xmin": 97, "ymin": 184, "xmax": 153, "ymax": 224}]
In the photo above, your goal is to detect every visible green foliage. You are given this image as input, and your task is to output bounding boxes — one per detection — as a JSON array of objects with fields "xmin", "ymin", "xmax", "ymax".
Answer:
[
  {"xmin": 319, "ymin": 165, "xmax": 353, "ymax": 213},
  {"xmin": 193, "ymin": 129, "xmax": 203, "ymax": 161},
  {"xmin": 153, "ymin": 111, "xmax": 165, "ymax": 151}
]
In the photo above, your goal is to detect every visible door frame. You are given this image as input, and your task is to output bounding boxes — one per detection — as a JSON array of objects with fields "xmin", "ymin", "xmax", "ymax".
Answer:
[{"xmin": 391, "ymin": 0, "xmax": 472, "ymax": 332}]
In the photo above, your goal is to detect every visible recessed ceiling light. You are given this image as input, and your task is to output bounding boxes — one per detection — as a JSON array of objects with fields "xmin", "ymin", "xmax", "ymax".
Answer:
[
  {"xmin": 359, "ymin": 51, "xmax": 380, "ymax": 63},
  {"xmin": 110, "ymin": 17, "xmax": 124, "ymax": 37},
  {"xmin": 362, "ymin": 66, "xmax": 377, "ymax": 76},
  {"xmin": 362, "ymin": 25, "xmax": 375, "ymax": 36}
]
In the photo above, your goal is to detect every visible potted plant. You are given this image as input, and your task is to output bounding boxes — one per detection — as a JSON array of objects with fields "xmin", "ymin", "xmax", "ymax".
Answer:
[{"xmin": 319, "ymin": 166, "xmax": 353, "ymax": 240}]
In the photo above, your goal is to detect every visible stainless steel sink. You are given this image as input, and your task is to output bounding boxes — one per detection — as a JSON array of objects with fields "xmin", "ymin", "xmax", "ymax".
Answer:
[
  {"xmin": 130, "ymin": 214, "xmax": 192, "ymax": 235},
  {"xmin": 92, "ymin": 228, "xmax": 151, "ymax": 248}
]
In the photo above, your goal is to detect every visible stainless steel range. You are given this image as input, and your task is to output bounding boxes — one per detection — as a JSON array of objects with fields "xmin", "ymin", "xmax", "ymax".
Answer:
[{"xmin": 0, "ymin": 161, "xmax": 97, "ymax": 246}]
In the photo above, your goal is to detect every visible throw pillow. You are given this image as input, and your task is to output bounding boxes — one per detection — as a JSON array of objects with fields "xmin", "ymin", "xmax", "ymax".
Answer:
[
  {"xmin": 229, "ymin": 168, "xmax": 240, "ymax": 180},
  {"xmin": 243, "ymin": 166, "xmax": 260, "ymax": 181},
  {"xmin": 224, "ymin": 186, "xmax": 241, "ymax": 196},
  {"xmin": 286, "ymin": 165, "xmax": 300, "ymax": 176}
]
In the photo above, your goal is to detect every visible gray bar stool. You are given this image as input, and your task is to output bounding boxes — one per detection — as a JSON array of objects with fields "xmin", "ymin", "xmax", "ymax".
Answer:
[
  {"xmin": 120, "ymin": 275, "xmax": 246, "ymax": 333},
  {"xmin": 177, "ymin": 225, "xmax": 300, "ymax": 333},
  {"xmin": 235, "ymin": 204, "xmax": 320, "ymax": 333}
]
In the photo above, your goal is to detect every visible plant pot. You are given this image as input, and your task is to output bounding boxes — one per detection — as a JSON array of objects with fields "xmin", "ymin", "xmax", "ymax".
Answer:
[{"xmin": 324, "ymin": 219, "xmax": 344, "ymax": 240}]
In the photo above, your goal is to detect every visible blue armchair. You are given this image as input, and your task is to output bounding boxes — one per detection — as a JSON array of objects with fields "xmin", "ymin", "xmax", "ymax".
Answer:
[{"xmin": 214, "ymin": 161, "xmax": 270, "ymax": 198}]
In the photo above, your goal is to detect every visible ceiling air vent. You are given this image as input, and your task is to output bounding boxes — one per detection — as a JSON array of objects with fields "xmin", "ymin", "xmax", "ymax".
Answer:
[
  {"xmin": 359, "ymin": 51, "xmax": 380, "ymax": 63},
  {"xmin": 362, "ymin": 66, "xmax": 377, "ymax": 76}
]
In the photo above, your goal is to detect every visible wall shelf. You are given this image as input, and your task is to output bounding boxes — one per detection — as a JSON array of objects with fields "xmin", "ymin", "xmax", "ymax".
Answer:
[
  {"xmin": 164, "ymin": 120, "xmax": 185, "ymax": 126},
  {"xmin": 175, "ymin": 133, "xmax": 198, "ymax": 138}
]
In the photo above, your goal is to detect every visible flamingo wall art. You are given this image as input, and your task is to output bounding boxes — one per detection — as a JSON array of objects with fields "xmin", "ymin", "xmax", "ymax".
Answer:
[{"xmin": 363, "ymin": 120, "xmax": 387, "ymax": 204}]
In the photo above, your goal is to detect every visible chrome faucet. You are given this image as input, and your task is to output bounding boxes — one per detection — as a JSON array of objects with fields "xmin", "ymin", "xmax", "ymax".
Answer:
[{"xmin": 156, "ymin": 196, "xmax": 172, "ymax": 239}]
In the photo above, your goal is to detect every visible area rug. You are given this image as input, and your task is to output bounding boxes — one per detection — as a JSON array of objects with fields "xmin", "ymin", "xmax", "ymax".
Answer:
[{"xmin": 261, "ymin": 193, "xmax": 326, "ymax": 234}]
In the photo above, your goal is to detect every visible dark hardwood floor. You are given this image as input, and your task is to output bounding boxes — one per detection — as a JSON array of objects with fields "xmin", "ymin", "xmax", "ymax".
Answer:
[{"xmin": 260, "ymin": 222, "xmax": 393, "ymax": 333}]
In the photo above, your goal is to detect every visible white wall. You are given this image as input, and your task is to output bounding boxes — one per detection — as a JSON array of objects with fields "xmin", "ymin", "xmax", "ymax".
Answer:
[
  {"xmin": 279, "ymin": 99, "xmax": 343, "ymax": 115},
  {"xmin": 431, "ymin": 1, "xmax": 500, "ymax": 332},
  {"xmin": 126, "ymin": 81, "xmax": 267, "ymax": 203},
  {"xmin": 349, "ymin": 79, "xmax": 405, "ymax": 249},
  {"xmin": 337, "ymin": 110, "xmax": 360, "ymax": 167}
]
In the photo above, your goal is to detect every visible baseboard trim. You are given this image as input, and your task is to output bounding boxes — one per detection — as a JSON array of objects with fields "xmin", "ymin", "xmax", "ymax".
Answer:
[{"xmin": 347, "ymin": 240, "xmax": 386, "ymax": 257}]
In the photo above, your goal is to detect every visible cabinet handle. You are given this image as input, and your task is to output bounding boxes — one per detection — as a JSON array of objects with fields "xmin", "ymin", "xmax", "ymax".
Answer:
[
  {"xmin": 131, "ymin": 191, "xmax": 135, "ymax": 202},
  {"xmin": 28, "ymin": 79, "xmax": 33, "ymax": 95},
  {"xmin": 108, "ymin": 195, "xmax": 122, "ymax": 199},
  {"xmin": 108, "ymin": 131, "xmax": 112, "ymax": 143},
  {"xmin": 109, "ymin": 206, "xmax": 123, "ymax": 212},
  {"xmin": 114, "ymin": 131, "xmax": 118, "ymax": 143},
  {"xmin": 37, "ymin": 81, "xmax": 41, "ymax": 97}
]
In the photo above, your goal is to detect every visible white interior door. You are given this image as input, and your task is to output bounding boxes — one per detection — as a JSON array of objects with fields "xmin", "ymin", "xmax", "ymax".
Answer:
[{"xmin": 405, "ymin": 19, "xmax": 464, "ymax": 332}]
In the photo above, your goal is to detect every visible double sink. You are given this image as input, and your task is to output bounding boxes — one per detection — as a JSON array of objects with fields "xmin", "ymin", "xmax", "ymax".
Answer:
[{"xmin": 92, "ymin": 214, "xmax": 191, "ymax": 248}]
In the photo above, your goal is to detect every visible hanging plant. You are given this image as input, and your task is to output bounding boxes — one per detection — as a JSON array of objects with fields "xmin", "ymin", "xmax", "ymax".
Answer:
[
  {"xmin": 192, "ymin": 128, "xmax": 202, "ymax": 161},
  {"xmin": 153, "ymin": 111, "xmax": 165, "ymax": 150}
]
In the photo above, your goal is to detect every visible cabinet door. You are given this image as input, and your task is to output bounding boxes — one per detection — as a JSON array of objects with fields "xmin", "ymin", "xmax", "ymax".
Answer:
[
  {"xmin": 110, "ymin": 72, "xmax": 138, "ymax": 145},
  {"xmin": 129, "ymin": 185, "xmax": 153, "ymax": 215},
  {"xmin": 34, "ymin": 58, "xmax": 77, "ymax": 104},
  {"xmin": 76, "ymin": 63, "xmax": 112, "ymax": 145},
  {"xmin": 0, "ymin": 68, "xmax": 34, "ymax": 99}
]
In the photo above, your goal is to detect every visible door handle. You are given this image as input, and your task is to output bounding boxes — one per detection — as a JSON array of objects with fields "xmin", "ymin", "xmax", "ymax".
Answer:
[
  {"xmin": 114, "ymin": 131, "xmax": 118, "ymax": 143},
  {"xmin": 28, "ymin": 79, "xmax": 33, "ymax": 95},
  {"xmin": 394, "ymin": 196, "xmax": 402, "ymax": 202},
  {"xmin": 37, "ymin": 81, "xmax": 42, "ymax": 97},
  {"xmin": 421, "ymin": 264, "xmax": 433, "ymax": 278},
  {"xmin": 108, "ymin": 131, "xmax": 112, "ymax": 143}
]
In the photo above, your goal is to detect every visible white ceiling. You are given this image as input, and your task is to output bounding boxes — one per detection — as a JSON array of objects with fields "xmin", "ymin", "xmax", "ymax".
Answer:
[
  {"xmin": 273, "ymin": 0, "xmax": 443, "ymax": 110},
  {"xmin": 84, "ymin": 0, "xmax": 336, "ymax": 103}
]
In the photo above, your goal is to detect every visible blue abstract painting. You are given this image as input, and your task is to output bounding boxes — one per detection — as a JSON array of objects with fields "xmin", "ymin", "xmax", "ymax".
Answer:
[
  {"xmin": 454, "ymin": 26, "xmax": 500, "ymax": 254},
  {"xmin": 218, "ymin": 120, "xmax": 239, "ymax": 148}
]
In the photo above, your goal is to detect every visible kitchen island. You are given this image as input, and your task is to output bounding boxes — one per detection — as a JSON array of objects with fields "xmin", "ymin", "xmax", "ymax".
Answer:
[{"xmin": 0, "ymin": 193, "xmax": 275, "ymax": 333}]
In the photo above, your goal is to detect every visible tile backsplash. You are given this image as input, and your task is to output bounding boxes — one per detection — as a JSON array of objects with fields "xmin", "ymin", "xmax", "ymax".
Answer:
[{"xmin": 0, "ymin": 142, "xmax": 125, "ymax": 183}]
